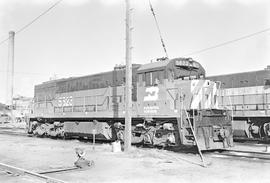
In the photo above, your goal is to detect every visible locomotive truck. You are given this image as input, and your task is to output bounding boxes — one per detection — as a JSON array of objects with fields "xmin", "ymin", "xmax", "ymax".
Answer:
[
  {"xmin": 208, "ymin": 66, "xmax": 270, "ymax": 141},
  {"xmin": 27, "ymin": 57, "xmax": 233, "ymax": 150}
]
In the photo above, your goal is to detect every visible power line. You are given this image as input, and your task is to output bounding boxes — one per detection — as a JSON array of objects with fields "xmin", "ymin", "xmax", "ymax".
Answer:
[
  {"xmin": 0, "ymin": 70, "xmax": 48, "ymax": 76},
  {"xmin": 184, "ymin": 28, "xmax": 270, "ymax": 56},
  {"xmin": 0, "ymin": 0, "xmax": 269, "ymax": 56},
  {"xmin": 0, "ymin": 37, "xmax": 9, "ymax": 46},
  {"xmin": 148, "ymin": 0, "xmax": 169, "ymax": 58},
  {"xmin": 16, "ymin": 0, "xmax": 63, "ymax": 34},
  {"xmin": 0, "ymin": 0, "xmax": 63, "ymax": 46}
]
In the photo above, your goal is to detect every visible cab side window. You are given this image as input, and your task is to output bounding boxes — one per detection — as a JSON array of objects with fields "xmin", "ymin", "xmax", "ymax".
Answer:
[
  {"xmin": 144, "ymin": 70, "xmax": 164, "ymax": 86},
  {"xmin": 154, "ymin": 70, "xmax": 164, "ymax": 85},
  {"xmin": 145, "ymin": 72, "xmax": 153, "ymax": 86}
]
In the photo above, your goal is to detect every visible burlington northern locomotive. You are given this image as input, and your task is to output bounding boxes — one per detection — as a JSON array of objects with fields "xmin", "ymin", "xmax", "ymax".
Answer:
[
  {"xmin": 207, "ymin": 66, "xmax": 270, "ymax": 141},
  {"xmin": 27, "ymin": 57, "xmax": 233, "ymax": 150}
]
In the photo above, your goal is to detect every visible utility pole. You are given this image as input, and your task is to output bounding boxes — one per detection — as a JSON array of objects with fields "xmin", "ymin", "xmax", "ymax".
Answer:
[
  {"xmin": 124, "ymin": 0, "xmax": 132, "ymax": 152},
  {"xmin": 6, "ymin": 31, "xmax": 15, "ymax": 110}
]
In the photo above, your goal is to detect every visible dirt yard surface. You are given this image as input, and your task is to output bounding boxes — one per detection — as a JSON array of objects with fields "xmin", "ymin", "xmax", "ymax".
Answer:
[
  {"xmin": 0, "ymin": 133, "xmax": 270, "ymax": 183},
  {"xmin": 0, "ymin": 122, "xmax": 26, "ymax": 129}
]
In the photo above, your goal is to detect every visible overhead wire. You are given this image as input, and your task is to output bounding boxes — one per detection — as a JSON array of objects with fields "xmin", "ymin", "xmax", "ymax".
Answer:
[
  {"xmin": 0, "ymin": 0, "xmax": 63, "ymax": 46},
  {"xmin": 184, "ymin": 28, "xmax": 270, "ymax": 56},
  {"xmin": 16, "ymin": 0, "xmax": 63, "ymax": 34},
  {"xmin": 148, "ymin": 0, "xmax": 169, "ymax": 58},
  {"xmin": 0, "ymin": 37, "xmax": 9, "ymax": 46},
  {"xmin": 0, "ymin": 0, "xmax": 269, "ymax": 56},
  {"xmin": 0, "ymin": 0, "xmax": 63, "ymax": 81},
  {"xmin": 0, "ymin": 70, "xmax": 48, "ymax": 76}
]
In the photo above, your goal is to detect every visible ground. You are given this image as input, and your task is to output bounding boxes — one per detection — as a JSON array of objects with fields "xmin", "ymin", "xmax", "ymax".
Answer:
[{"xmin": 0, "ymin": 125, "xmax": 270, "ymax": 183}]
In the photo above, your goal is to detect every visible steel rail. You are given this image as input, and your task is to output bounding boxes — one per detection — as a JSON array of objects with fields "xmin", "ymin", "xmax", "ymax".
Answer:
[
  {"xmin": 211, "ymin": 149, "xmax": 270, "ymax": 161},
  {"xmin": 234, "ymin": 138, "xmax": 270, "ymax": 144},
  {"xmin": 38, "ymin": 166, "xmax": 79, "ymax": 174},
  {"xmin": 0, "ymin": 162, "xmax": 68, "ymax": 183}
]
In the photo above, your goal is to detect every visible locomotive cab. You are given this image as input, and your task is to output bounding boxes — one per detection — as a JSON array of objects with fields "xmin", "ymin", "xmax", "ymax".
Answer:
[
  {"xmin": 135, "ymin": 57, "xmax": 233, "ymax": 150},
  {"xmin": 136, "ymin": 57, "xmax": 207, "ymax": 116}
]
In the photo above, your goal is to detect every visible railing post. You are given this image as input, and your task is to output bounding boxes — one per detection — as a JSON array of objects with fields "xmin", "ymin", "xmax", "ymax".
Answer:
[
  {"xmin": 95, "ymin": 96, "xmax": 97, "ymax": 113},
  {"xmin": 83, "ymin": 96, "xmax": 86, "ymax": 113}
]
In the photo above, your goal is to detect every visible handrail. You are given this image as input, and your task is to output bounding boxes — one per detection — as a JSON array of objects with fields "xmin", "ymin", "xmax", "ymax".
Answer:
[{"xmin": 182, "ymin": 104, "xmax": 206, "ymax": 167}]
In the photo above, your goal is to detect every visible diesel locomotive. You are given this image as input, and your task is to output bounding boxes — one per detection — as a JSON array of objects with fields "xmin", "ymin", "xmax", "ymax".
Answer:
[
  {"xmin": 27, "ymin": 57, "xmax": 233, "ymax": 150},
  {"xmin": 208, "ymin": 66, "xmax": 270, "ymax": 141}
]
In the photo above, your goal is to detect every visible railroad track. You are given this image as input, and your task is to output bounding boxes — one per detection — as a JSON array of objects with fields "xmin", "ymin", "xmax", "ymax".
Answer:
[
  {"xmin": 234, "ymin": 142, "xmax": 270, "ymax": 148},
  {"xmin": 0, "ymin": 128, "xmax": 28, "ymax": 136},
  {"xmin": 234, "ymin": 138, "xmax": 270, "ymax": 144},
  {"xmin": 210, "ymin": 149, "xmax": 270, "ymax": 161},
  {"xmin": 2, "ymin": 127, "xmax": 270, "ymax": 163},
  {"xmin": 0, "ymin": 162, "xmax": 68, "ymax": 183}
]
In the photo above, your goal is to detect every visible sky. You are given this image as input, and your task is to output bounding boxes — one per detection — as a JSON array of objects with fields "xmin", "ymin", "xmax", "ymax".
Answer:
[{"xmin": 0, "ymin": 0, "xmax": 269, "ymax": 103}]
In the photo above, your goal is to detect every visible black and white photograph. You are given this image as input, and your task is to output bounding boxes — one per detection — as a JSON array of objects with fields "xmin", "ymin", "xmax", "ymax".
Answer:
[{"xmin": 0, "ymin": 0, "xmax": 269, "ymax": 182}]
